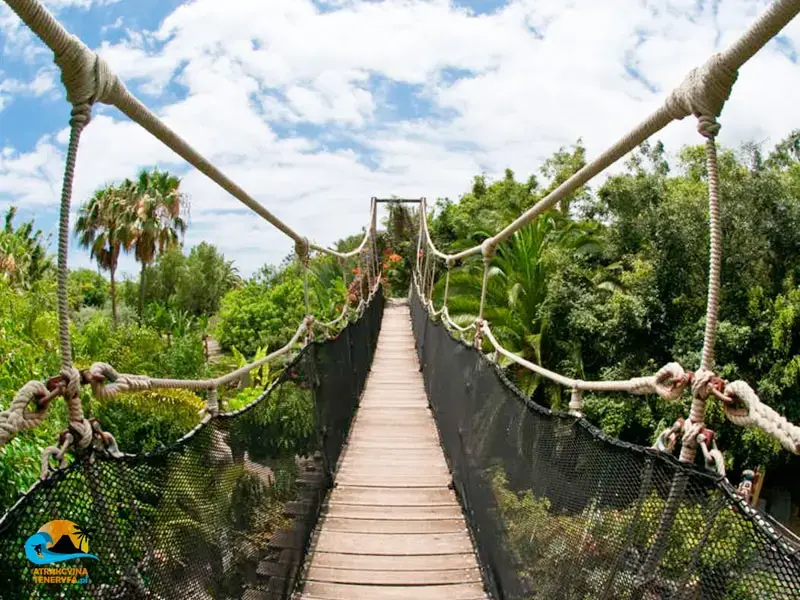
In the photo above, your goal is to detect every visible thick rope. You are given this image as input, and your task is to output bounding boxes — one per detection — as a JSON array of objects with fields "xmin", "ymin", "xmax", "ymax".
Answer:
[
  {"xmin": 0, "ymin": 382, "xmax": 50, "ymax": 445},
  {"xmin": 57, "ymin": 106, "xmax": 90, "ymax": 369},
  {"xmin": 724, "ymin": 381, "xmax": 800, "ymax": 454},
  {"xmin": 680, "ymin": 118, "xmax": 722, "ymax": 463}
]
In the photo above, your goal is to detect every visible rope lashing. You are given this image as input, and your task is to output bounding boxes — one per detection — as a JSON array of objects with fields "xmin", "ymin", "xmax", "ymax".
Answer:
[
  {"xmin": 568, "ymin": 389, "xmax": 584, "ymax": 417},
  {"xmin": 663, "ymin": 54, "xmax": 737, "ymax": 122},
  {"xmin": 723, "ymin": 380, "xmax": 800, "ymax": 454}
]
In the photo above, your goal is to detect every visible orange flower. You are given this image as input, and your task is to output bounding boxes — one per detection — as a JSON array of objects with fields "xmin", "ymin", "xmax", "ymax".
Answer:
[
  {"xmin": 353, "ymin": 267, "xmax": 361, "ymax": 275},
  {"xmin": 388, "ymin": 253, "xmax": 402, "ymax": 263}
]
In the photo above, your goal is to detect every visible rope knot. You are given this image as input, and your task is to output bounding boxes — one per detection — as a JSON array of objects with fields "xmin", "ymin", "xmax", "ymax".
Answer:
[
  {"xmin": 629, "ymin": 362, "xmax": 688, "ymax": 399},
  {"xmin": 87, "ymin": 362, "xmax": 151, "ymax": 399},
  {"xmin": 681, "ymin": 420, "xmax": 704, "ymax": 447},
  {"xmin": 480, "ymin": 239, "xmax": 496, "ymax": 260},
  {"xmin": 691, "ymin": 368, "xmax": 715, "ymax": 400},
  {"xmin": 60, "ymin": 366, "xmax": 82, "ymax": 399},
  {"xmin": 295, "ymin": 238, "xmax": 310, "ymax": 267},
  {"xmin": 54, "ymin": 34, "xmax": 125, "ymax": 108},
  {"xmin": 697, "ymin": 115, "xmax": 721, "ymax": 139},
  {"xmin": 664, "ymin": 54, "xmax": 737, "ymax": 122}
]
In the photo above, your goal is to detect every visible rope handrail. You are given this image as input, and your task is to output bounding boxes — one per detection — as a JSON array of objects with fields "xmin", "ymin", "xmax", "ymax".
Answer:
[
  {"xmin": 416, "ymin": 0, "xmax": 800, "ymax": 264},
  {"xmin": 3, "ymin": 0, "xmax": 374, "ymax": 259}
]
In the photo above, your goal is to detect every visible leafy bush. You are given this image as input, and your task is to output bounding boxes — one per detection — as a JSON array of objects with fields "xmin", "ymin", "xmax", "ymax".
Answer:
[
  {"xmin": 229, "ymin": 383, "xmax": 315, "ymax": 460},
  {"xmin": 217, "ymin": 277, "xmax": 306, "ymax": 356},
  {"xmin": 93, "ymin": 388, "xmax": 205, "ymax": 453}
]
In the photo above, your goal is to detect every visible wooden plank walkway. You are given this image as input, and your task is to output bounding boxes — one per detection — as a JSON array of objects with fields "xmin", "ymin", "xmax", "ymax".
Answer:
[{"xmin": 297, "ymin": 302, "xmax": 487, "ymax": 600}]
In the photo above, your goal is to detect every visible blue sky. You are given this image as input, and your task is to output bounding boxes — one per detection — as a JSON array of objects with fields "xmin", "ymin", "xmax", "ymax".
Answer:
[{"xmin": 0, "ymin": 0, "xmax": 798, "ymax": 276}]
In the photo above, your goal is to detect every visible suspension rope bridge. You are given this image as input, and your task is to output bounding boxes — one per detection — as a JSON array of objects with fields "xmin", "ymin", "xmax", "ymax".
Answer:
[{"xmin": 1, "ymin": 0, "xmax": 800, "ymax": 598}]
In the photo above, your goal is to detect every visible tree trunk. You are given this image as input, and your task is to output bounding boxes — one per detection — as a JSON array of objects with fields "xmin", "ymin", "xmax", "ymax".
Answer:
[
  {"xmin": 138, "ymin": 262, "xmax": 146, "ymax": 324},
  {"xmin": 110, "ymin": 263, "xmax": 118, "ymax": 327}
]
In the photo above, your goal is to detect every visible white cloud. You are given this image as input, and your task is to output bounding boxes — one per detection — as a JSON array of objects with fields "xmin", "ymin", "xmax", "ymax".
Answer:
[{"xmin": 0, "ymin": 0, "xmax": 798, "ymax": 275}]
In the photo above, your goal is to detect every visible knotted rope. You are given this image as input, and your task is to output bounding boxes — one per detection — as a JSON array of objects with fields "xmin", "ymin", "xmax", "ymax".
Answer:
[
  {"xmin": 0, "ymin": 381, "xmax": 50, "ymax": 445},
  {"xmin": 724, "ymin": 380, "xmax": 800, "ymax": 454},
  {"xmin": 625, "ymin": 363, "xmax": 689, "ymax": 400},
  {"xmin": 86, "ymin": 363, "xmax": 153, "ymax": 400}
]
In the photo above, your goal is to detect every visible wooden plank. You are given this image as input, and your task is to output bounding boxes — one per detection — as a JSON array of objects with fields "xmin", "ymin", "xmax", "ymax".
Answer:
[
  {"xmin": 322, "ymin": 504, "xmax": 464, "ymax": 521},
  {"xmin": 335, "ymin": 476, "xmax": 449, "ymax": 488},
  {"xmin": 307, "ymin": 552, "xmax": 478, "ymax": 571},
  {"xmin": 314, "ymin": 531, "xmax": 473, "ymax": 555},
  {"xmin": 306, "ymin": 566, "xmax": 482, "ymax": 585},
  {"xmin": 319, "ymin": 517, "xmax": 465, "ymax": 534},
  {"xmin": 300, "ymin": 582, "xmax": 486, "ymax": 600},
  {"xmin": 330, "ymin": 487, "xmax": 457, "ymax": 506},
  {"xmin": 337, "ymin": 463, "xmax": 449, "ymax": 473}
]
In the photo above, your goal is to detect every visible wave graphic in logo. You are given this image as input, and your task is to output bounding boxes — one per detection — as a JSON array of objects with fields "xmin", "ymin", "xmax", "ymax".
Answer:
[{"xmin": 24, "ymin": 520, "xmax": 99, "ymax": 565}]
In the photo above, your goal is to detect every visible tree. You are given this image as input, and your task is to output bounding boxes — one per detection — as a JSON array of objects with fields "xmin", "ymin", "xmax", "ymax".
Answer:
[
  {"xmin": 68, "ymin": 268, "xmax": 109, "ymax": 310},
  {"xmin": 130, "ymin": 169, "xmax": 189, "ymax": 320},
  {"xmin": 174, "ymin": 242, "xmax": 241, "ymax": 316},
  {"xmin": 0, "ymin": 207, "xmax": 53, "ymax": 289},
  {"xmin": 75, "ymin": 185, "xmax": 132, "ymax": 325}
]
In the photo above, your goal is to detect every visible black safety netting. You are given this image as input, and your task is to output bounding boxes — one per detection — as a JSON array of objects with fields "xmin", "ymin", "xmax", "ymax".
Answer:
[
  {"xmin": 0, "ymin": 289, "xmax": 383, "ymax": 600},
  {"xmin": 411, "ymin": 290, "xmax": 800, "ymax": 600}
]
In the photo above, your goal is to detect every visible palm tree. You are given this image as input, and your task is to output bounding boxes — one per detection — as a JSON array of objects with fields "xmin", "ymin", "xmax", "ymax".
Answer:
[
  {"xmin": 130, "ymin": 168, "xmax": 189, "ymax": 320},
  {"xmin": 0, "ymin": 207, "xmax": 53, "ymax": 289},
  {"xmin": 75, "ymin": 185, "xmax": 132, "ymax": 325},
  {"xmin": 439, "ymin": 212, "xmax": 605, "ymax": 402}
]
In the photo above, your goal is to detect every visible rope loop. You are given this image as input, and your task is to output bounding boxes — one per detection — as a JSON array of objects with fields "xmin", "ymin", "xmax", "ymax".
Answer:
[
  {"xmin": 0, "ymin": 381, "xmax": 51, "ymax": 445},
  {"xmin": 664, "ymin": 53, "xmax": 738, "ymax": 121},
  {"xmin": 86, "ymin": 362, "xmax": 152, "ymax": 399},
  {"xmin": 629, "ymin": 362, "xmax": 689, "ymax": 399},
  {"xmin": 697, "ymin": 114, "xmax": 721, "ymax": 139}
]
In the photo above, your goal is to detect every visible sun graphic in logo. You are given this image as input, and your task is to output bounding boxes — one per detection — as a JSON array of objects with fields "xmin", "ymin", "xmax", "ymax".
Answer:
[
  {"xmin": 24, "ymin": 520, "xmax": 98, "ymax": 565},
  {"xmin": 39, "ymin": 520, "xmax": 90, "ymax": 553}
]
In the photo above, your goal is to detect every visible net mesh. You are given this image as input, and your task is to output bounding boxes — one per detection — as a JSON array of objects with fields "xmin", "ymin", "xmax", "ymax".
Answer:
[
  {"xmin": 410, "ymin": 290, "xmax": 800, "ymax": 600},
  {"xmin": 0, "ymin": 289, "xmax": 383, "ymax": 600}
]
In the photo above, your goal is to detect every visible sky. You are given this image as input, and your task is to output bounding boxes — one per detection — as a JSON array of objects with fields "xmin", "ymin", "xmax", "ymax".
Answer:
[{"xmin": 0, "ymin": 0, "xmax": 798, "ymax": 277}]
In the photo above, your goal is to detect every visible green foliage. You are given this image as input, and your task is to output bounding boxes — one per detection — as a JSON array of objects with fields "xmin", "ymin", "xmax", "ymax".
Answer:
[
  {"xmin": 430, "ymin": 134, "xmax": 800, "ymax": 481},
  {"xmin": 93, "ymin": 389, "xmax": 205, "ymax": 453},
  {"xmin": 68, "ymin": 268, "xmax": 109, "ymax": 310},
  {"xmin": 217, "ymin": 276, "xmax": 306, "ymax": 356},
  {"xmin": 229, "ymin": 383, "xmax": 316, "ymax": 460},
  {"xmin": 490, "ymin": 465, "xmax": 775, "ymax": 599}
]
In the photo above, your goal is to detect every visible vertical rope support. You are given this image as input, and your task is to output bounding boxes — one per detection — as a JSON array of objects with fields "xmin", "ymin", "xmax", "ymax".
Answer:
[
  {"xmin": 421, "ymin": 241, "xmax": 431, "ymax": 300},
  {"xmin": 303, "ymin": 266, "xmax": 311, "ymax": 317},
  {"xmin": 477, "ymin": 249, "xmax": 494, "ymax": 322},
  {"xmin": 699, "ymin": 128, "xmax": 722, "ymax": 373},
  {"xmin": 427, "ymin": 256, "xmax": 437, "ymax": 304},
  {"xmin": 680, "ymin": 115, "xmax": 722, "ymax": 463},
  {"xmin": 57, "ymin": 105, "xmax": 92, "ymax": 369},
  {"xmin": 442, "ymin": 261, "xmax": 452, "ymax": 310},
  {"xmin": 416, "ymin": 199, "xmax": 426, "ymax": 275},
  {"xmin": 297, "ymin": 238, "xmax": 311, "ymax": 317}
]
